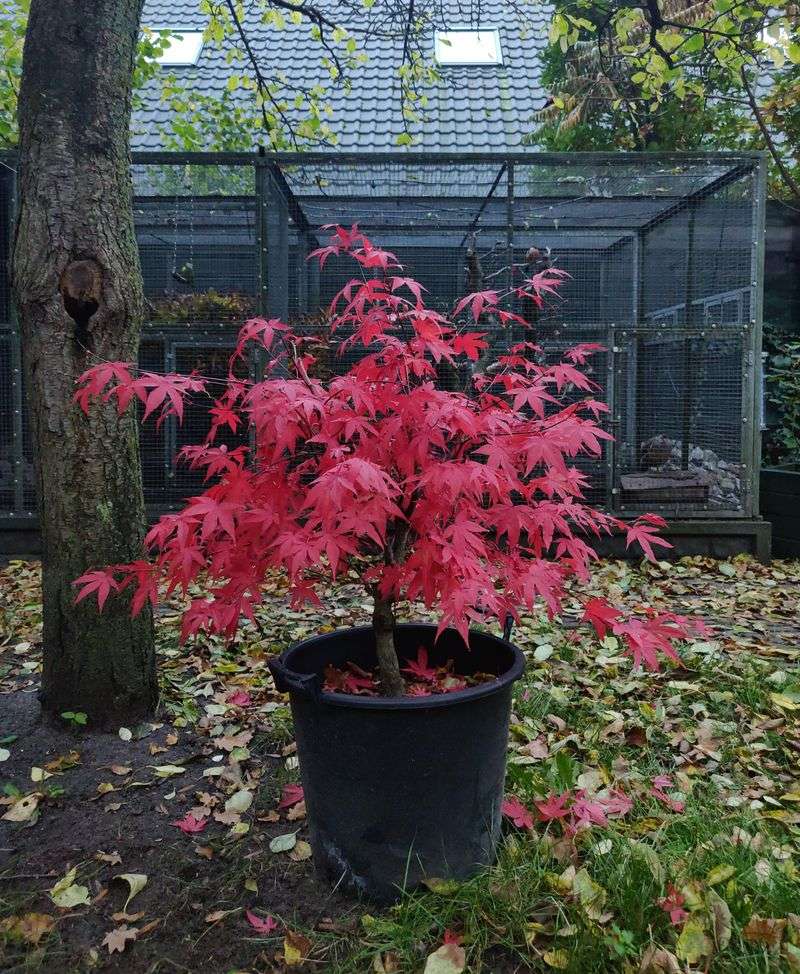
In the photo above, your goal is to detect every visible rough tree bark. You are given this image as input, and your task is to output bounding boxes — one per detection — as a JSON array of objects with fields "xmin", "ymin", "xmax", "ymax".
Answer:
[
  {"xmin": 372, "ymin": 592, "xmax": 404, "ymax": 696},
  {"xmin": 12, "ymin": 0, "xmax": 157, "ymax": 723}
]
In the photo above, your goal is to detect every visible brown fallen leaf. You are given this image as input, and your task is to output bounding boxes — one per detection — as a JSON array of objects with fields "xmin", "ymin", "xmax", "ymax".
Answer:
[
  {"xmin": 0, "ymin": 912, "xmax": 55, "ymax": 946},
  {"xmin": 2, "ymin": 793, "xmax": 40, "ymax": 823},
  {"xmin": 102, "ymin": 924, "xmax": 138, "ymax": 954},
  {"xmin": 639, "ymin": 945, "xmax": 681, "ymax": 973},
  {"xmin": 95, "ymin": 850, "xmax": 122, "ymax": 866},
  {"xmin": 195, "ymin": 845, "xmax": 214, "ymax": 859},
  {"xmin": 112, "ymin": 911, "xmax": 145, "ymax": 923},
  {"xmin": 205, "ymin": 908, "xmax": 239, "ymax": 923},
  {"xmin": 165, "ymin": 732, "xmax": 179, "ymax": 745},
  {"xmin": 373, "ymin": 950, "xmax": 401, "ymax": 973},
  {"xmin": 742, "ymin": 916, "xmax": 786, "ymax": 947},
  {"xmin": 111, "ymin": 764, "xmax": 132, "ymax": 776},
  {"xmin": 287, "ymin": 800, "xmax": 307, "ymax": 822}
]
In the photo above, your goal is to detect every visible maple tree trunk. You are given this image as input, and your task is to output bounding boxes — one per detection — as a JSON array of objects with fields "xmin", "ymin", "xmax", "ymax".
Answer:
[
  {"xmin": 372, "ymin": 592, "xmax": 404, "ymax": 696},
  {"xmin": 12, "ymin": 0, "xmax": 157, "ymax": 724}
]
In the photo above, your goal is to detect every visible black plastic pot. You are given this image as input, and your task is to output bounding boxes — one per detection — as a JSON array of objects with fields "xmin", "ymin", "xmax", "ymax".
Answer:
[{"xmin": 268, "ymin": 623, "xmax": 525, "ymax": 902}]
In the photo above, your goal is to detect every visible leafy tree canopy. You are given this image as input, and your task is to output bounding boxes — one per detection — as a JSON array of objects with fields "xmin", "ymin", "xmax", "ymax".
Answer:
[{"xmin": 533, "ymin": 0, "xmax": 800, "ymax": 200}]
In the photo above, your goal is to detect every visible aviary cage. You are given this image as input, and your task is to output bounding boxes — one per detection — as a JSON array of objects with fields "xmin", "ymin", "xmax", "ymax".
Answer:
[{"xmin": 0, "ymin": 151, "xmax": 766, "ymax": 546}]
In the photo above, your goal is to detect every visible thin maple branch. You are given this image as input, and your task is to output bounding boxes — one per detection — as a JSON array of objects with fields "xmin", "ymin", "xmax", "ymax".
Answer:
[{"xmin": 740, "ymin": 66, "xmax": 800, "ymax": 202}]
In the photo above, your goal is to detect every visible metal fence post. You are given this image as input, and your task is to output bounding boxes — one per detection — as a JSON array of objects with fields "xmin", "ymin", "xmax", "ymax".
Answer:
[
  {"xmin": 7, "ymin": 166, "xmax": 26, "ymax": 518},
  {"xmin": 505, "ymin": 160, "xmax": 515, "ymax": 297},
  {"xmin": 606, "ymin": 326, "xmax": 618, "ymax": 512},
  {"xmin": 744, "ymin": 157, "xmax": 767, "ymax": 518},
  {"xmin": 681, "ymin": 200, "xmax": 697, "ymax": 469}
]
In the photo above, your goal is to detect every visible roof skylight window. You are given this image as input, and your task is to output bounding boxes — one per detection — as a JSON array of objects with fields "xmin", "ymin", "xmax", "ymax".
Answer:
[
  {"xmin": 434, "ymin": 29, "xmax": 503, "ymax": 66},
  {"xmin": 153, "ymin": 30, "xmax": 204, "ymax": 66}
]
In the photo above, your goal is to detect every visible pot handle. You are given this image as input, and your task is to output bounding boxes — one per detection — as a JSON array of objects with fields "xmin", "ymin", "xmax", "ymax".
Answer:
[{"xmin": 268, "ymin": 654, "xmax": 321, "ymax": 700}]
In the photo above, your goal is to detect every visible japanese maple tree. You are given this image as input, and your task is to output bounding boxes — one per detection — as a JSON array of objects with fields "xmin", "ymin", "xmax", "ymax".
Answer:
[{"xmin": 75, "ymin": 225, "xmax": 705, "ymax": 696}]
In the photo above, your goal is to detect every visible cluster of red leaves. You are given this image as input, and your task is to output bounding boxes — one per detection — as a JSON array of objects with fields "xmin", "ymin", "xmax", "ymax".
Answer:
[
  {"xmin": 322, "ymin": 646, "xmax": 492, "ymax": 696},
  {"xmin": 502, "ymin": 787, "xmax": 634, "ymax": 837},
  {"xmin": 74, "ymin": 225, "xmax": 706, "ymax": 670},
  {"xmin": 658, "ymin": 884, "xmax": 689, "ymax": 926}
]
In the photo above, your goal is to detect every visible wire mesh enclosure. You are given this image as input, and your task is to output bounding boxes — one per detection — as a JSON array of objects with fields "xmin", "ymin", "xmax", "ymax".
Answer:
[{"xmin": 0, "ymin": 150, "xmax": 766, "ymax": 527}]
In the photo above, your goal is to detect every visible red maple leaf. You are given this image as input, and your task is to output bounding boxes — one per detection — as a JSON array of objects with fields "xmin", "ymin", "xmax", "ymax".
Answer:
[
  {"xmin": 245, "ymin": 910, "xmax": 280, "ymax": 934},
  {"xmin": 535, "ymin": 791, "xmax": 572, "ymax": 822},
  {"xmin": 582, "ymin": 598, "xmax": 622, "ymax": 638},
  {"xmin": 172, "ymin": 812, "xmax": 208, "ymax": 834},
  {"xmin": 501, "ymin": 796, "xmax": 534, "ymax": 830},
  {"xmin": 402, "ymin": 646, "xmax": 438, "ymax": 682},
  {"xmin": 73, "ymin": 570, "xmax": 120, "ymax": 612},
  {"xmin": 657, "ymin": 885, "xmax": 689, "ymax": 926},
  {"xmin": 277, "ymin": 784, "xmax": 305, "ymax": 810}
]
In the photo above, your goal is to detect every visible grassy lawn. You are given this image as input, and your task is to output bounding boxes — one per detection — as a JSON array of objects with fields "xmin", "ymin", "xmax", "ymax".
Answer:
[{"xmin": 1, "ymin": 555, "xmax": 799, "ymax": 972}]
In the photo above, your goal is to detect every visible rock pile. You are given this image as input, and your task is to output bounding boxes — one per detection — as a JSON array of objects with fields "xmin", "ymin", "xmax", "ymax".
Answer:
[{"xmin": 639, "ymin": 435, "xmax": 743, "ymax": 508}]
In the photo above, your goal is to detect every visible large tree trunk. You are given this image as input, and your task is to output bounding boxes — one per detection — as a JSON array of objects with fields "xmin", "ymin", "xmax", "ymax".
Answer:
[{"xmin": 12, "ymin": 0, "xmax": 157, "ymax": 724}]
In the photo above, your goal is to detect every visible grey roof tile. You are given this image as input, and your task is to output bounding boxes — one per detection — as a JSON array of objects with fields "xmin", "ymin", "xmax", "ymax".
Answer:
[{"xmin": 134, "ymin": 0, "xmax": 551, "ymax": 152}]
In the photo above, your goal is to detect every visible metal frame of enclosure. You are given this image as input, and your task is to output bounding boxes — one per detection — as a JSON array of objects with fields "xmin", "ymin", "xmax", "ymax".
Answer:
[{"xmin": 0, "ymin": 150, "xmax": 767, "ymax": 536}]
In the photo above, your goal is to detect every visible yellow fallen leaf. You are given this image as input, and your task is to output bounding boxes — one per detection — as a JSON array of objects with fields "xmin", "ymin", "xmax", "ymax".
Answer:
[
  {"xmin": 284, "ymin": 929, "xmax": 312, "ymax": 966},
  {"xmin": 50, "ymin": 867, "xmax": 90, "ymax": 908},
  {"xmin": 289, "ymin": 839, "xmax": 313, "ymax": 862},
  {"xmin": 149, "ymin": 764, "xmax": 185, "ymax": 777},
  {"xmin": 676, "ymin": 919, "xmax": 713, "ymax": 965},
  {"xmin": 706, "ymin": 864, "xmax": 736, "ymax": 886},
  {"xmin": 543, "ymin": 949, "xmax": 569, "ymax": 969},
  {"xmin": 113, "ymin": 873, "xmax": 147, "ymax": 913},
  {"xmin": 771, "ymin": 693, "xmax": 800, "ymax": 711}
]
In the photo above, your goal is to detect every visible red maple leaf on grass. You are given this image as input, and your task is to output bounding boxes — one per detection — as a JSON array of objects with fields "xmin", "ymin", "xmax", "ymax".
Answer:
[
  {"xmin": 657, "ymin": 885, "xmax": 689, "ymax": 926},
  {"xmin": 501, "ymin": 796, "xmax": 534, "ymax": 830}
]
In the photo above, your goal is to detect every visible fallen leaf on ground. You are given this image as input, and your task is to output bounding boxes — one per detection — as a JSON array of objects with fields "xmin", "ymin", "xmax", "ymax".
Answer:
[
  {"xmin": 102, "ymin": 924, "xmax": 138, "ymax": 954},
  {"xmin": 2, "ymin": 793, "xmax": 40, "ymax": 823},
  {"xmin": 246, "ymin": 910, "xmax": 279, "ymax": 934},
  {"xmin": 173, "ymin": 812, "xmax": 208, "ymax": 834},
  {"xmin": 224, "ymin": 790, "xmax": 253, "ymax": 814},
  {"xmin": 113, "ymin": 873, "xmax": 147, "ymax": 912},
  {"xmin": 742, "ymin": 915, "xmax": 786, "ymax": 946},
  {"xmin": 50, "ymin": 867, "xmax": 90, "ymax": 908},
  {"xmin": 278, "ymin": 783, "xmax": 304, "ymax": 810},
  {"xmin": 269, "ymin": 832, "xmax": 297, "ymax": 854},
  {"xmin": 289, "ymin": 839, "xmax": 313, "ymax": 861},
  {"xmin": 0, "ymin": 912, "xmax": 55, "ymax": 945},
  {"xmin": 284, "ymin": 929, "xmax": 312, "ymax": 966},
  {"xmin": 423, "ymin": 942, "xmax": 466, "ymax": 973}
]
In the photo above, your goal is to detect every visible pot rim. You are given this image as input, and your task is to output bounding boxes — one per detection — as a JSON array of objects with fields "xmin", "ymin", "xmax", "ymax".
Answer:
[{"xmin": 272, "ymin": 622, "xmax": 526, "ymax": 710}]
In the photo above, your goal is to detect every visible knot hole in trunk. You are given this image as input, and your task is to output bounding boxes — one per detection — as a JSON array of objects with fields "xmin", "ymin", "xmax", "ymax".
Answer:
[{"xmin": 59, "ymin": 259, "xmax": 102, "ymax": 351}]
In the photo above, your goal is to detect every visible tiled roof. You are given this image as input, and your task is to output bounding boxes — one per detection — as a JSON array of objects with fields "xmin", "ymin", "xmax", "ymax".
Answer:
[{"xmin": 134, "ymin": 0, "xmax": 552, "ymax": 152}]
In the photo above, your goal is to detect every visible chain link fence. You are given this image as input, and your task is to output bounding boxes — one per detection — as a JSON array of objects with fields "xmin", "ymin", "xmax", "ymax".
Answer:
[{"xmin": 0, "ymin": 151, "xmax": 766, "ymax": 526}]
